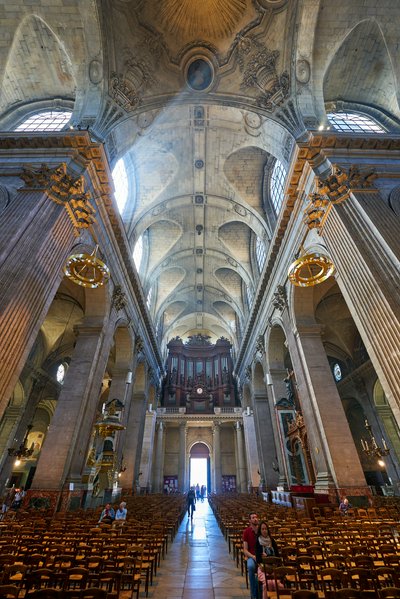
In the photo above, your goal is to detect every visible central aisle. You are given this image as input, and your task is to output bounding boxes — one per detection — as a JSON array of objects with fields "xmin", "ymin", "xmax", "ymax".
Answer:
[{"xmin": 147, "ymin": 499, "xmax": 249, "ymax": 599}]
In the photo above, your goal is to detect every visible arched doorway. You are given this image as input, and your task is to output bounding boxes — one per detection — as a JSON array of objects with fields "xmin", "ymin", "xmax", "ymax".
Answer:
[{"xmin": 189, "ymin": 442, "xmax": 210, "ymax": 496}]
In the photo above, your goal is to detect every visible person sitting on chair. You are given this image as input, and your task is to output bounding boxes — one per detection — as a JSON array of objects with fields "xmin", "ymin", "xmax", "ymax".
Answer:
[
  {"xmin": 243, "ymin": 512, "xmax": 259, "ymax": 599},
  {"xmin": 256, "ymin": 521, "xmax": 280, "ymax": 599},
  {"xmin": 98, "ymin": 502, "xmax": 115, "ymax": 523},
  {"xmin": 339, "ymin": 496, "xmax": 351, "ymax": 516}
]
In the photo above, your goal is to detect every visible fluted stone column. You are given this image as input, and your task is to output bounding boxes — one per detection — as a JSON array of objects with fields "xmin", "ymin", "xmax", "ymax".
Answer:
[
  {"xmin": 139, "ymin": 410, "xmax": 157, "ymax": 492},
  {"xmin": 178, "ymin": 421, "xmax": 187, "ymax": 492},
  {"xmin": 295, "ymin": 323, "xmax": 367, "ymax": 496},
  {"xmin": 242, "ymin": 410, "xmax": 261, "ymax": 489},
  {"xmin": 153, "ymin": 421, "xmax": 165, "ymax": 493},
  {"xmin": 323, "ymin": 191, "xmax": 400, "ymax": 424},
  {"xmin": 31, "ymin": 319, "xmax": 107, "ymax": 499},
  {"xmin": 119, "ymin": 390, "xmax": 146, "ymax": 494},
  {"xmin": 235, "ymin": 421, "xmax": 247, "ymax": 492},
  {"xmin": 0, "ymin": 186, "xmax": 76, "ymax": 420},
  {"xmin": 213, "ymin": 421, "xmax": 221, "ymax": 493},
  {"xmin": 267, "ymin": 369, "xmax": 291, "ymax": 488}
]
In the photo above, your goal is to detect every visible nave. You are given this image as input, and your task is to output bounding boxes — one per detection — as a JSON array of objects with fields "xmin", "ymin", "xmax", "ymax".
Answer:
[{"xmin": 147, "ymin": 500, "xmax": 247, "ymax": 599}]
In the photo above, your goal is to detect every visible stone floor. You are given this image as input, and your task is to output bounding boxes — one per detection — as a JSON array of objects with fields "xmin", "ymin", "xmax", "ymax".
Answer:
[{"xmin": 143, "ymin": 499, "xmax": 250, "ymax": 599}]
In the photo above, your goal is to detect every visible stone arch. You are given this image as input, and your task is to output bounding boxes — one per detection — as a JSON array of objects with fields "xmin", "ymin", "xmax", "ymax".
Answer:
[
  {"xmin": 253, "ymin": 361, "xmax": 265, "ymax": 394},
  {"xmin": 323, "ymin": 19, "xmax": 399, "ymax": 120},
  {"xmin": 223, "ymin": 146, "xmax": 269, "ymax": 211},
  {"xmin": 188, "ymin": 440, "xmax": 212, "ymax": 455},
  {"xmin": 0, "ymin": 14, "xmax": 76, "ymax": 118}
]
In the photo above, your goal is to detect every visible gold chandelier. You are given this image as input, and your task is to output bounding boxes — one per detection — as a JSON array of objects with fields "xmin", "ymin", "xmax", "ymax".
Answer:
[
  {"xmin": 361, "ymin": 419, "xmax": 390, "ymax": 463},
  {"xmin": 288, "ymin": 252, "xmax": 335, "ymax": 287},
  {"xmin": 64, "ymin": 245, "xmax": 110, "ymax": 288}
]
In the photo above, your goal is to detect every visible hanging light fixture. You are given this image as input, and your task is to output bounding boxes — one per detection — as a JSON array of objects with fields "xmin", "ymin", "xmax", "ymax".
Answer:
[
  {"xmin": 8, "ymin": 425, "xmax": 35, "ymax": 463},
  {"xmin": 361, "ymin": 419, "xmax": 390, "ymax": 461},
  {"xmin": 64, "ymin": 245, "xmax": 110, "ymax": 288},
  {"xmin": 288, "ymin": 251, "xmax": 335, "ymax": 287}
]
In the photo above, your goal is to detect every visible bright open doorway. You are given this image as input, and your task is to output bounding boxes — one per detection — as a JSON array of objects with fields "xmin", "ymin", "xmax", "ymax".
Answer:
[{"xmin": 190, "ymin": 457, "xmax": 207, "ymax": 494}]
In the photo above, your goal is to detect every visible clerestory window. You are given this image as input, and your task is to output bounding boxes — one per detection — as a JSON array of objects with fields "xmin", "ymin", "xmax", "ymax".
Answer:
[
  {"xmin": 15, "ymin": 110, "xmax": 72, "ymax": 132},
  {"xmin": 327, "ymin": 112, "xmax": 385, "ymax": 134}
]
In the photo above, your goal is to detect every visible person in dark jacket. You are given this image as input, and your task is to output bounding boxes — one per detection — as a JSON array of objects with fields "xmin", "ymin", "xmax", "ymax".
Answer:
[{"xmin": 187, "ymin": 487, "xmax": 196, "ymax": 519}]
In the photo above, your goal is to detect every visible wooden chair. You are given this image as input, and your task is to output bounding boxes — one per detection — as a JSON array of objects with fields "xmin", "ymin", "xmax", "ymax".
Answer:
[
  {"xmin": 375, "ymin": 567, "xmax": 400, "ymax": 589},
  {"xmin": 0, "ymin": 585, "xmax": 19, "ymax": 599},
  {"xmin": 320, "ymin": 567, "xmax": 347, "ymax": 598},
  {"xmin": 273, "ymin": 566, "xmax": 299, "ymax": 597},
  {"xmin": 380, "ymin": 589, "xmax": 400, "ymax": 599},
  {"xmin": 334, "ymin": 590, "xmax": 361, "ymax": 598},
  {"xmin": 291, "ymin": 591, "xmax": 318, "ymax": 599},
  {"xmin": 29, "ymin": 590, "xmax": 62, "ymax": 599},
  {"xmin": 95, "ymin": 571, "xmax": 121, "ymax": 599},
  {"xmin": 80, "ymin": 589, "xmax": 108, "ymax": 599}
]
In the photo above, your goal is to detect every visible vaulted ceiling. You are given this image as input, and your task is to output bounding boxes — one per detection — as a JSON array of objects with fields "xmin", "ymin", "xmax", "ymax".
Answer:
[{"xmin": 1, "ymin": 0, "xmax": 399, "ymax": 357}]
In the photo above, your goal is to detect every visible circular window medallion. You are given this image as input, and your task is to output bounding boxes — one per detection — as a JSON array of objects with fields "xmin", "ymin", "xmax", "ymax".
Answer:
[
  {"xmin": 186, "ymin": 58, "xmax": 214, "ymax": 91},
  {"xmin": 333, "ymin": 363, "xmax": 342, "ymax": 382},
  {"xmin": 196, "ymin": 387, "xmax": 204, "ymax": 395}
]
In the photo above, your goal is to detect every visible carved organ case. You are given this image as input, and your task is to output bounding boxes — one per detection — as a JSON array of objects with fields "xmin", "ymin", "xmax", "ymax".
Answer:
[{"xmin": 162, "ymin": 335, "xmax": 236, "ymax": 413}]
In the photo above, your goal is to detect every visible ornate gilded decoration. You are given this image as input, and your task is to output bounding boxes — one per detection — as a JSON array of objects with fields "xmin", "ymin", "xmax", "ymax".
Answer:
[
  {"xmin": 347, "ymin": 165, "xmax": 377, "ymax": 190},
  {"xmin": 64, "ymin": 247, "xmax": 110, "ymax": 289},
  {"xmin": 157, "ymin": 0, "xmax": 246, "ymax": 39},
  {"xmin": 20, "ymin": 163, "xmax": 96, "ymax": 231},
  {"xmin": 317, "ymin": 164, "xmax": 351, "ymax": 205},
  {"xmin": 238, "ymin": 37, "xmax": 289, "ymax": 111},
  {"xmin": 112, "ymin": 285, "xmax": 127, "ymax": 311},
  {"xmin": 288, "ymin": 253, "xmax": 335, "ymax": 287},
  {"xmin": 303, "ymin": 192, "xmax": 331, "ymax": 231}
]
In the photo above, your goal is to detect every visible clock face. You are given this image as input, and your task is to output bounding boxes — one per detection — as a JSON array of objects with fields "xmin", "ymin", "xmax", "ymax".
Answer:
[
  {"xmin": 196, "ymin": 387, "xmax": 203, "ymax": 395},
  {"xmin": 333, "ymin": 363, "xmax": 342, "ymax": 382}
]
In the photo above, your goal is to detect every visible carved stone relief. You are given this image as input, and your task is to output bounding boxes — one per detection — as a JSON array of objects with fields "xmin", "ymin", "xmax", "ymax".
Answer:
[
  {"xmin": 238, "ymin": 36, "xmax": 289, "ymax": 111},
  {"xmin": 295, "ymin": 58, "xmax": 311, "ymax": 84}
]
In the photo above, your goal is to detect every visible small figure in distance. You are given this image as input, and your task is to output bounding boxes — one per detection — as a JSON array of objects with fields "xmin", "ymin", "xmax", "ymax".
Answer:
[
  {"xmin": 98, "ymin": 502, "xmax": 115, "ymax": 524},
  {"xmin": 187, "ymin": 486, "xmax": 196, "ymax": 520},
  {"xmin": 339, "ymin": 496, "xmax": 352, "ymax": 516}
]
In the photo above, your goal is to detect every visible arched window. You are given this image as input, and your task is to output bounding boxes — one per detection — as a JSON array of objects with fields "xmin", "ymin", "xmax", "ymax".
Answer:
[
  {"xmin": 246, "ymin": 285, "xmax": 253, "ymax": 309},
  {"xmin": 256, "ymin": 237, "xmax": 266, "ymax": 272},
  {"xmin": 270, "ymin": 160, "xmax": 287, "ymax": 215},
  {"xmin": 146, "ymin": 286, "xmax": 153, "ymax": 310},
  {"xmin": 112, "ymin": 158, "xmax": 129, "ymax": 214},
  {"xmin": 15, "ymin": 110, "xmax": 72, "ymax": 132},
  {"xmin": 56, "ymin": 362, "xmax": 67, "ymax": 384},
  {"xmin": 133, "ymin": 235, "xmax": 143, "ymax": 272},
  {"xmin": 327, "ymin": 112, "xmax": 385, "ymax": 133}
]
